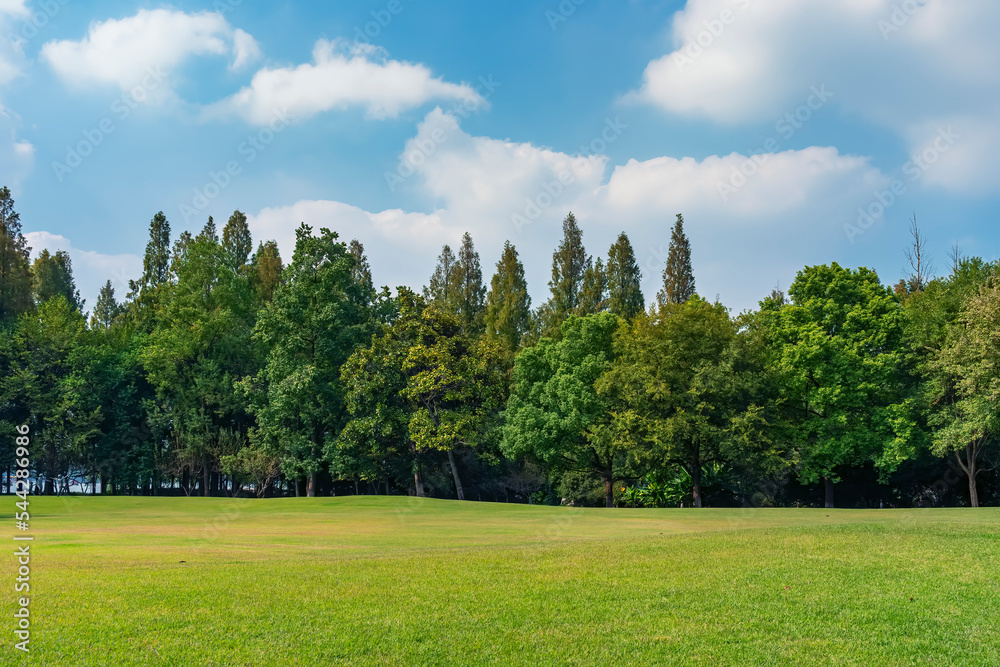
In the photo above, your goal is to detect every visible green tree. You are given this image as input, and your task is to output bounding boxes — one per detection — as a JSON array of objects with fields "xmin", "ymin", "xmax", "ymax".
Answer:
[
  {"xmin": 0, "ymin": 186, "xmax": 33, "ymax": 323},
  {"xmin": 578, "ymin": 257, "xmax": 607, "ymax": 315},
  {"xmin": 484, "ymin": 241, "xmax": 532, "ymax": 354},
  {"xmin": 606, "ymin": 232, "xmax": 644, "ymax": 319},
  {"xmin": 502, "ymin": 313, "xmax": 623, "ymax": 507},
  {"xmin": 222, "ymin": 210, "xmax": 253, "ymax": 270},
  {"xmin": 541, "ymin": 212, "xmax": 588, "ymax": 337},
  {"xmin": 90, "ymin": 280, "xmax": 124, "ymax": 329},
  {"xmin": 453, "ymin": 232, "xmax": 486, "ymax": 335},
  {"xmin": 337, "ymin": 289, "xmax": 503, "ymax": 499},
  {"xmin": 251, "ymin": 240, "xmax": 283, "ymax": 303},
  {"xmin": 1, "ymin": 297, "xmax": 101, "ymax": 494},
  {"xmin": 925, "ymin": 280, "xmax": 1000, "ymax": 507},
  {"xmin": 243, "ymin": 224, "xmax": 372, "ymax": 497},
  {"xmin": 32, "ymin": 249, "xmax": 83, "ymax": 311},
  {"xmin": 126, "ymin": 212, "xmax": 173, "ymax": 331},
  {"xmin": 599, "ymin": 297, "xmax": 780, "ymax": 507},
  {"xmin": 137, "ymin": 212, "xmax": 171, "ymax": 292},
  {"xmin": 657, "ymin": 214, "xmax": 695, "ymax": 307},
  {"xmin": 197, "ymin": 217, "xmax": 218, "ymax": 243},
  {"xmin": 348, "ymin": 239, "xmax": 374, "ymax": 296},
  {"xmin": 142, "ymin": 231, "xmax": 258, "ymax": 496},
  {"xmin": 765, "ymin": 263, "xmax": 918, "ymax": 507},
  {"xmin": 424, "ymin": 244, "xmax": 458, "ymax": 307}
]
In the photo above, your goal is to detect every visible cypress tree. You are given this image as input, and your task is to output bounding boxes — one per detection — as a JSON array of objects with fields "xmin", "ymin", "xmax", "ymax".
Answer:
[
  {"xmin": 542, "ymin": 212, "xmax": 588, "ymax": 336},
  {"xmin": 606, "ymin": 232, "xmax": 644, "ymax": 319},
  {"xmin": 223, "ymin": 210, "xmax": 253, "ymax": 269},
  {"xmin": 424, "ymin": 244, "xmax": 459, "ymax": 307},
  {"xmin": 453, "ymin": 232, "xmax": 486, "ymax": 334},
  {"xmin": 197, "ymin": 216, "xmax": 218, "ymax": 244},
  {"xmin": 133, "ymin": 211, "xmax": 172, "ymax": 296},
  {"xmin": 252, "ymin": 241, "xmax": 283, "ymax": 303},
  {"xmin": 0, "ymin": 186, "xmax": 33, "ymax": 322},
  {"xmin": 484, "ymin": 241, "xmax": 531, "ymax": 351},
  {"xmin": 657, "ymin": 214, "xmax": 695, "ymax": 307}
]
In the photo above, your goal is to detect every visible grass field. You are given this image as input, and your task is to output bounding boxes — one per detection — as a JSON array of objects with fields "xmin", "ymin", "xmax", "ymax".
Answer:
[{"xmin": 2, "ymin": 496, "xmax": 998, "ymax": 665}]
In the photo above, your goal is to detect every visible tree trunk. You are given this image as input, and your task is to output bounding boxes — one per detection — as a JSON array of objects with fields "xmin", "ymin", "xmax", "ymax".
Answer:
[
  {"xmin": 44, "ymin": 477, "xmax": 54, "ymax": 496},
  {"xmin": 957, "ymin": 446, "xmax": 981, "ymax": 508},
  {"xmin": 307, "ymin": 472, "xmax": 317, "ymax": 498},
  {"xmin": 824, "ymin": 477, "xmax": 835, "ymax": 509},
  {"xmin": 295, "ymin": 477, "xmax": 301, "ymax": 497},
  {"xmin": 203, "ymin": 456, "xmax": 211, "ymax": 497},
  {"xmin": 447, "ymin": 450, "xmax": 465, "ymax": 501},
  {"xmin": 414, "ymin": 467, "xmax": 425, "ymax": 498},
  {"xmin": 604, "ymin": 477, "xmax": 614, "ymax": 508},
  {"xmin": 691, "ymin": 458, "xmax": 703, "ymax": 508}
]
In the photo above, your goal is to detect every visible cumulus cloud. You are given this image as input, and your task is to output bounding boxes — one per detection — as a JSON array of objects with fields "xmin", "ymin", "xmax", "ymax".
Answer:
[
  {"xmin": 206, "ymin": 40, "xmax": 485, "ymax": 124},
  {"xmin": 250, "ymin": 110, "xmax": 891, "ymax": 312},
  {"xmin": 24, "ymin": 232, "xmax": 142, "ymax": 312},
  {"xmin": 631, "ymin": 0, "xmax": 1000, "ymax": 194},
  {"xmin": 41, "ymin": 9, "xmax": 261, "ymax": 97}
]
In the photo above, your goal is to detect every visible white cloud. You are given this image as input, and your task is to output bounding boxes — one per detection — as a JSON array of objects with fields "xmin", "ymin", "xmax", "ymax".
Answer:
[
  {"xmin": 247, "ymin": 200, "xmax": 450, "ymax": 294},
  {"xmin": 631, "ymin": 0, "xmax": 1000, "ymax": 194},
  {"xmin": 230, "ymin": 28, "xmax": 261, "ymax": 70},
  {"xmin": 206, "ymin": 40, "xmax": 485, "ymax": 124},
  {"xmin": 24, "ymin": 232, "xmax": 141, "ymax": 312},
  {"xmin": 0, "ymin": 0, "xmax": 26, "ymax": 17},
  {"xmin": 41, "ymin": 9, "xmax": 260, "ymax": 96},
  {"xmin": 250, "ymin": 110, "xmax": 891, "ymax": 312}
]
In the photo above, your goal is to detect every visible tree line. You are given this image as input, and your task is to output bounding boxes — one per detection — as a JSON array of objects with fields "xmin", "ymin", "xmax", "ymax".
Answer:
[{"xmin": 1, "ymin": 186, "xmax": 996, "ymax": 507}]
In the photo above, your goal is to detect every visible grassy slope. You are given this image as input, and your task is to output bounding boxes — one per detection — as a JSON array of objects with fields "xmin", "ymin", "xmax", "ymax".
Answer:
[{"xmin": 1, "ymin": 496, "xmax": 998, "ymax": 665}]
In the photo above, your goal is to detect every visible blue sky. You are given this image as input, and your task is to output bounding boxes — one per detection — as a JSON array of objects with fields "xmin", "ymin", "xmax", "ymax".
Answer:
[{"xmin": 1, "ymin": 0, "xmax": 997, "ymax": 313}]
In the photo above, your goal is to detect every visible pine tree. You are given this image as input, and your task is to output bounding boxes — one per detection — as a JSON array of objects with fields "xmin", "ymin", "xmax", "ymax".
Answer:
[
  {"xmin": 657, "ymin": 214, "xmax": 695, "ymax": 307},
  {"xmin": 90, "ymin": 280, "xmax": 124, "ymax": 328},
  {"xmin": 223, "ymin": 210, "xmax": 253, "ymax": 269},
  {"xmin": 348, "ymin": 239, "xmax": 374, "ymax": 295},
  {"xmin": 606, "ymin": 232, "xmax": 644, "ymax": 319},
  {"xmin": 252, "ymin": 240, "xmax": 283, "ymax": 303},
  {"xmin": 32, "ymin": 249, "xmax": 83, "ymax": 311},
  {"xmin": 578, "ymin": 257, "xmax": 607, "ymax": 315},
  {"xmin": 484, "ymin": 241, "xmax": 532, "ymax": 351},
  {"xmin": 542, "ymin": 212, "xmax": 588, "ymax": 336},
  {"xmin": 453, "ymin": 232, "xmax": 486, "ymax": 334},
  {"xmin": 132, "ymin": 211, "xmax": 172, "ymax": 297},
  {"xmin": 424, "ymin": 244, "xmax": 458, "ymax": 307},
  {"xmin": 0, "ymin": 186, "xmax": 33, "ymax": 322}
]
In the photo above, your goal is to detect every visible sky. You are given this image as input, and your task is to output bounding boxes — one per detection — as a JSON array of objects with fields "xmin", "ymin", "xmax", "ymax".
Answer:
[{"xmin": 1, "ymin": 0, "xmax": 997, "ymax": 314}]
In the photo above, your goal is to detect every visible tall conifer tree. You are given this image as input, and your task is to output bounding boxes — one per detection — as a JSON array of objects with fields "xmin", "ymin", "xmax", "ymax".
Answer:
[
  {"xmin": 657, "ymin": 214, "xmax": 695, "ymax": 307},
  {"xmin": 606, "ymin": 232, "xmax": 644, "ymax": 319},
  {"xmin": 542, "ymin": 212, "xmax": 588, "ymax": 336},
  {"xmin": 223, "ymin": 210, "xmax": 253, "ymax": 269},
  {"xmin": 91, "ymin": 280, "xmax": 124, "ymax": 328},
  {"xmin": 578, "ymin": 257, "xmax": 607, "ymax": 315},
  {"xmin": 0, "ymin": 186, "xmax": 33, "ymax": 322},
  {"xmin": 424, "ymin": 244, "xmax": 458, "ymax": 306},
  {"xmin": 453, "ymin": 232, "xmax": 486, "ymax": 334},
  {"xmin": 484, "ymin": 241, "xmax": 531, "ymax": 352},
  {"xmin": 32, "ymin": 249, "xmax": 83, "ymax": 311}
]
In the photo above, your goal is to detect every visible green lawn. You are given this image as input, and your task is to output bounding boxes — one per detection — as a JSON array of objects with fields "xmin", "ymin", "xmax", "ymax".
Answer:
[{"xmin": 2, "ymin": 496, "xmax": 998, "ymax": 665}]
